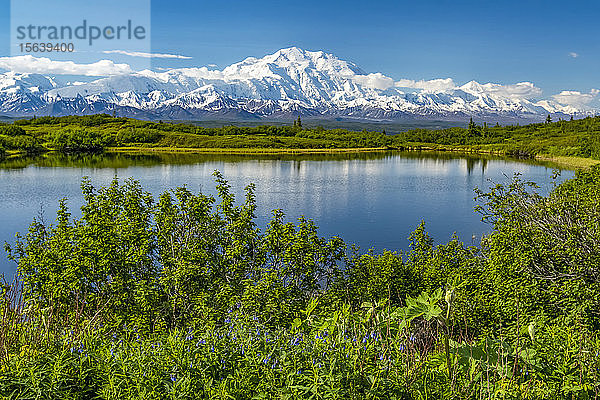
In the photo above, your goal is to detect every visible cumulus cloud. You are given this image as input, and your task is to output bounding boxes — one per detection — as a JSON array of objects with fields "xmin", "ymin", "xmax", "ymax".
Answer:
[
  {"xmin": 395, "ymin": 78, "xmax": 456, "ymax": 91},
  {"xmin": 141, "ymin": 67, "xmax": 227, "ymax": 81},
  {"xmin": 102, "ymin": 50, "xmax": 192, "ymax": 59},
  {"xmin": 0, "ymin": 55, "xmax": 132, "ymax": 76},
  {"xmin": 207, "ymin": 64, "xmax": 218, "ymax": 68},
  {"xmin": 466, "ymin": 81, "xmax": 543, "ymax": 100},
  {"xmin": 569, "ymin": 52, "xmax": 579, "ymax": 58},
  {"xmin": 552, "ymin": 89, "xmax": 599, "ymax": 107},
  {"xmin": 352, "ymin": 73, "xmax": 395, "ymax": 90}
]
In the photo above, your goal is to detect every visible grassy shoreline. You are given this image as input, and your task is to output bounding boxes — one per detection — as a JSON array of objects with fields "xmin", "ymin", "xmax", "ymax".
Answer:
[
  {"xmin": 106, "ymin": 146, "xmax": 391, "ymax": 155},
  {"xmin": 4, "ymin": 145, "xmax": 598, "ymax": 170},
  {"xmin": 3, "ymin": 113, "xmax": 600, "ymax": 169},
  {"xmin": 107, "ymin": 145, "xmax": 600, "ymax": 169}
]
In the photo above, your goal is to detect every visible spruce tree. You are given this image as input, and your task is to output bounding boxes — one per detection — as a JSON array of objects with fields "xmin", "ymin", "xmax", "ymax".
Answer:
[{"xmin": 468, "ymin": 117, "xmax": 478, "ymax": 136}]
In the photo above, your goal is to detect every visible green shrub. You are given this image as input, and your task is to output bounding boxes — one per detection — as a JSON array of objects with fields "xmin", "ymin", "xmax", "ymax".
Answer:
[
  {"xmin": 0, "ymin": 124, "xmax": 26, "ymax": 136},
  {"xmin": 4, "ymin": 167, "xmax": 600, "ymax": 398},
  {"xmin": 0, "ymin": 134, "xmax": 43, "ymax": 153},
  {"xmin": 117, "ymin": 128, "xmax": 161, "ymax": 144},
  {"xmin": 49, "ymin": 129, "xmax": 111, "ymax": 153}
]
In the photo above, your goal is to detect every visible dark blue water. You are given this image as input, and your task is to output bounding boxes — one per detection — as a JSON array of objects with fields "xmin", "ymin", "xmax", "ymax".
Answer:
[{"xmin": 0, "ymin": 151, "xmax": 573, "ymax": 279}]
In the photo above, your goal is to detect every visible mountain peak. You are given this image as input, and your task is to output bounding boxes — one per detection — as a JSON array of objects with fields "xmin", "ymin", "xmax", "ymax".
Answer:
[{"xmin": 0, "ymin": 48, "xmax": 592, "ymax": 121}]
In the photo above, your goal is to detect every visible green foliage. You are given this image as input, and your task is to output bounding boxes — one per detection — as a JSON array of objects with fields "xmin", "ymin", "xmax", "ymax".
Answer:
[
  {"xmin": 2, "ymin": 289, "xmax": 598, "ymax": 399},
  {"xmin": 3, "ymin": 166, "xmax": 600, "ymax": 398},
  {"xmin": 117, "ymin": 128, "xmax": 161, "ymax": 144},
  {"xmin": 6, "ymin": 114, "xmax": 600, "ymax": 162},
  {"xmin": 49, "ymin": 129, "xmax": 111, "ymax": 153},
  {"xmin": 0, "ymin": 124, "xmax": 26, "ymax": 136},
  {"xmin": 7, "ymin": 172, "xmax": 346, "ymax": 332},
  {"xmin": 0, "ymin": 133, "xmax": 42, "ymax": 153},
  {"xmin": 579, "ymin": 133, "xmax": 600, "ymax": 159},
  {"xmin": 473, "ymin": 166, "xmax": 600, "ymax": 331}
]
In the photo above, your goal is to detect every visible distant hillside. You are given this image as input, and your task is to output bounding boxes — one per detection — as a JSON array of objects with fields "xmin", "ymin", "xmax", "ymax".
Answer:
[{"xmin": 1, "ymin": 115, "xmax": 599, "ymax": 167}]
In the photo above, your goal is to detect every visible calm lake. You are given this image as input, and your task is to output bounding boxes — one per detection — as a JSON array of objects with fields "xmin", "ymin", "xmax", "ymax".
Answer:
[{"xmin": 0, "ymin": 151, "xmax": 573, "ymax": 279}]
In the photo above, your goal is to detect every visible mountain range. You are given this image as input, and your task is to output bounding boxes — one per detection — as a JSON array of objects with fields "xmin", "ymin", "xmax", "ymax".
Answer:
[{"xmin": 0, "ymin": 47, "xmax": 594, "ymax": 123}]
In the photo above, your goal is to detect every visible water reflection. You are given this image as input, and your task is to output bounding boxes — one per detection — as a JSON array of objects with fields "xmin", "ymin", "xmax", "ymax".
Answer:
[
  {"xmin": 0, "ymin": 150, "xmax": 558, "ymax": 173},
  {"xmin": 0, "ymin": 150, "xmax": 573, "ymax": 279}
]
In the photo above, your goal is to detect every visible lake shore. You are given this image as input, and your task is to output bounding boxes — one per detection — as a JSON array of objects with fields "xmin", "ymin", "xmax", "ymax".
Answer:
[
  {"xmin": 106, "ymin": 145, "xmax": 600, "ymax": 170},
  {"xmin": 106, "ymin": 146, "xmax": 391, "ymax": 155},
  {"xmin": 4, "ymin": 145, "xmax": 599, "ymax": 170}
]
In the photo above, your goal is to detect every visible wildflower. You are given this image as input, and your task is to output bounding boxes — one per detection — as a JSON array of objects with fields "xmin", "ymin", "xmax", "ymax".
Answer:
[{"xmin": 170, "ymin": 374, "xmax": 176, "ymax": 382}]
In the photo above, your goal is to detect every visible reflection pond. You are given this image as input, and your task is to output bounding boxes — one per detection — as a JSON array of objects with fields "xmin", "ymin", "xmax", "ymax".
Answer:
[{"xmin": 0, "ymin": 151, "xmax": 573, "ymax": 278}]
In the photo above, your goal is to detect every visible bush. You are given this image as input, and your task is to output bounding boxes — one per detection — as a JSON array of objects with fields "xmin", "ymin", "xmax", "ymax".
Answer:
[
  {"xmin": 4, "ymin": 168, "xmax": 600, "ymax": 398},
  {"xmin": 474, "ymin": 166, "xmax": 600, "ymax": 331},
  {"xmin": 7, "ymin": 172, "xmax": 346, "ymax": 332},
  {"xmin": 49, "ymin": 129, "xmax": 111, "ymax": 153},
  {"xmin": 117, "ymin": 128, "xmax": 161, "ymax": 144},
  {"xmin": 0, "ymin": 125, "xmax": 26, "ymax": 136},
  {"xmin": 0, "ymin": 134, "xmax": 43, "ymax": 153}
]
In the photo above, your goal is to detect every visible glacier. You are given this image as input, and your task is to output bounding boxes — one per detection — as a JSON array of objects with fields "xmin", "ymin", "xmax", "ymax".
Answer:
[{"xmin": 0, "ymin": 47, "xmax": 593, "ymax": 122}]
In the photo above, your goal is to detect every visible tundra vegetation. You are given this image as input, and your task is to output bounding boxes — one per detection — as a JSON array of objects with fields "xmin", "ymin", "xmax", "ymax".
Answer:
[
  {"xmin": 0, "ymin": 114, "xmax": 599, "ymax": 165},
  {"xmin": 1, "ymin": 162, "xmax": 599, "ymax": 398}
]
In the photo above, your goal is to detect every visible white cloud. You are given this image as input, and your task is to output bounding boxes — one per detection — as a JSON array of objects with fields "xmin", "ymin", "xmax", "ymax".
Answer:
[
  {"xmin": 0, "ymin": 55, "xmax": 133, "ymax": 76},
  {"xmin": 102, "ymin": 50, "xmax": 192, "ymax": 59},
  {"xmin": 468, "ymin": 81, "xmax": 543, "ymax": 100},
  {"xmin": 395, "ymin": 78, "xmax": 456, "ymax": 91},
  {"xmin": 207, "ymin": 64, "xmax": 218, "ymax": 68},
  {"xmin": 569, "ymin": 52, "xmax": 579, "ymax": 58},
  {"xmin": 352, "ymin": 73, "xmax": 395, "ymax": 90},
  {"xmin": 552, "ymin": 89, "xmax": 599, "ymax": 107},
  {"xmin": 141, "ymin": 67, "xmax": 227, "ymax": 81}
]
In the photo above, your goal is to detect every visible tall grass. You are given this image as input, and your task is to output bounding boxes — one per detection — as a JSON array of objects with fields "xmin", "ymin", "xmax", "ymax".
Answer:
[{"xmin": 1, "ymin": 279, "xmax": 599, "ymax": 399}]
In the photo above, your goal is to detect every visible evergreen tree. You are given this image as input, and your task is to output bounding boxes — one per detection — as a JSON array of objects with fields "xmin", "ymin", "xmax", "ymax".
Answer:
[
  {"xmin": 546, "ymin": 114, "xmax": 552, "ymax": 124},
  {"xmin": 468, "ymin": 117, "xmax": 478, "ymax": 136},
  {"xmin": 297, "ymin": 116, "xmax": 302, "ymax": 129}
]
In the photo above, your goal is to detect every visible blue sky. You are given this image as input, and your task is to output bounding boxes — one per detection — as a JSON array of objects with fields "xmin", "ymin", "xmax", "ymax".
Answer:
[{"xmin": 0, "ymin": 0, "xmax": 598, "ymax": 97}]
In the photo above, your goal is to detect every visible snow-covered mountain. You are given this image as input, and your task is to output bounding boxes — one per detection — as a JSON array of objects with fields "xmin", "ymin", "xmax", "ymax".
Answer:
[{"xmin": 0, "ymin": 47, "xmax": 594, "ymax": 122}]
